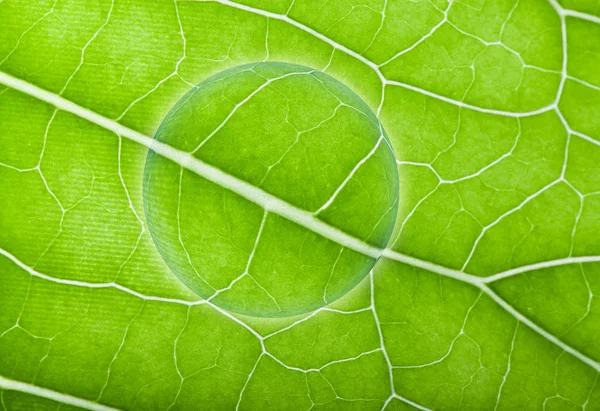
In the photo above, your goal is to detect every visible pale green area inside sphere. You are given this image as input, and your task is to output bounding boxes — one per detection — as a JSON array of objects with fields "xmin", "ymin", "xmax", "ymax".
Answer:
[{"xmin": 144, "ymin": 62, "xmax": 399, "ymax": 317}]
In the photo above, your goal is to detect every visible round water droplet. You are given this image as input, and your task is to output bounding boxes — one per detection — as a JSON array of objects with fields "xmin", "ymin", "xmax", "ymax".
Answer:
[{"xmin": 144, "ymin": 62, "xmax": 399, "ymax": 317}]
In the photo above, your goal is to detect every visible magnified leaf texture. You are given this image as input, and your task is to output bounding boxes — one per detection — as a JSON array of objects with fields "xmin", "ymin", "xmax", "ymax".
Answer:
[{"xmin": 144, "ymin": 62, "xmax": 399, "ymax": 318}]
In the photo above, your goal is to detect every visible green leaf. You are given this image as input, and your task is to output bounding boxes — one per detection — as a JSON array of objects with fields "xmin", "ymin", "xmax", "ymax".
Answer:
[{"xmin": 0, "ymin": 0, "xmax": 599, "ymax": 410}]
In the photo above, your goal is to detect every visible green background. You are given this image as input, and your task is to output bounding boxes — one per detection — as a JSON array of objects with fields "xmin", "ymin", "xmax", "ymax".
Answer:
[{"xmin": 1, "ymin": 0, "xmax": 599, "ymax": 409}]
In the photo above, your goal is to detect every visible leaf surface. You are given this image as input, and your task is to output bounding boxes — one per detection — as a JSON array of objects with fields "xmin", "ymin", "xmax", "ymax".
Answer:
[{"xmin": 0, "ymin": 0, "xmax": 599, "ymax": 409}]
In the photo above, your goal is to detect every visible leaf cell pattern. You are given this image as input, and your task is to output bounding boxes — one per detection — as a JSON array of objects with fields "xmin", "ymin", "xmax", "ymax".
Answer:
[{"xmin": 0, "ymin": 0, "xmax": 600, "ymax": 410}]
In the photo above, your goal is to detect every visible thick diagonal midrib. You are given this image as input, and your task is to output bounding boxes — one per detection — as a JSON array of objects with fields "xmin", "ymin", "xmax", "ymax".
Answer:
[
  {"xmin": 1, "ymin": 70, "xmax": 599, "ymax": 374},
  {"xmin": 0, "ymin": 376, "xmax": 121, "ymax": 411}
]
